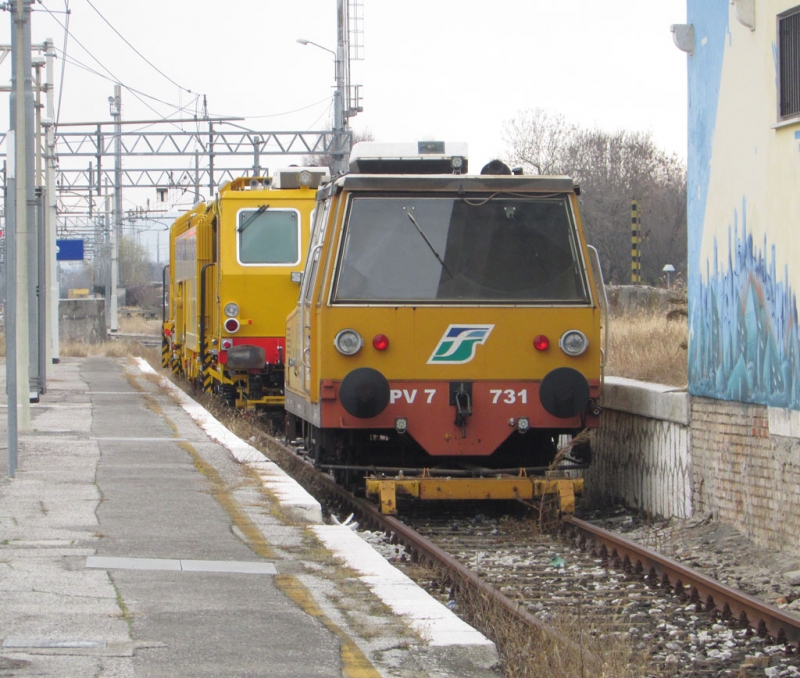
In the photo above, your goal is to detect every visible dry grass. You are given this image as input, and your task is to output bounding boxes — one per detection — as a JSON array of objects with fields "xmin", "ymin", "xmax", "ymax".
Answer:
[
  {"xmin": 0, "ymin": 307, "xmax": 161, "ymax": 360},
  {"xmin": 60, "ymin": 338, "xmax": 154, "ymax": 359},
  {"xmin": 605, "ymin": 305, "xmax": 688, "ymax": 387},
  {"xmin": 0, "ymin": 332, "xmax": 156, "ymax": 361},
  {"xmin": 117, "ymin": 311, "xmax": 161, "ymax": 335}
]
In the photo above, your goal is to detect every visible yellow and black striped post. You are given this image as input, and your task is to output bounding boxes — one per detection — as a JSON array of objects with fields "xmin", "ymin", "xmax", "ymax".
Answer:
[
  {"xmin": 202, "ymin": 338, "xmax": 214, "ymax": 392},
  {"xmin": 161, "ymin": 336, "xmax": 170, "ymax": 368},
  {"xmin": 631, "ymin": 199, "xmax": 642, "ymax": 284}
]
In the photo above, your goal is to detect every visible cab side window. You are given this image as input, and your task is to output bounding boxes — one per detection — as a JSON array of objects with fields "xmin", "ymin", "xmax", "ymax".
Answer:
[{"xmin": 303, "ymin": 200, "xmax": 331, "ymax": 304}]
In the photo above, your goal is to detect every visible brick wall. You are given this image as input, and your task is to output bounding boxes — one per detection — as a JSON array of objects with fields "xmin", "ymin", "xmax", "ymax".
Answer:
[
  {"xmin": 588, "ymin": 381, "xmax": 800, "ymax": 556},
  {"xmin": 691, "ymin": 397, "xmax": 800, "ymax": 555}
]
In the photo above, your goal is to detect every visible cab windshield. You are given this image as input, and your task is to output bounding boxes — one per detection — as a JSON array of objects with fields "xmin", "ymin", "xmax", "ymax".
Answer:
[
  {"xmin": 237, "ymin": 208, "xmax": 300, "ymax": 265},
  {"xmin": 333, "ymin": 195, "xmax": 589, "ymax": 303}
]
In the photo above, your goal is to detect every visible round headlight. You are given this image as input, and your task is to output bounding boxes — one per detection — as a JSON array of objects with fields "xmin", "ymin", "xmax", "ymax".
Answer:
[
  {"xmin": 334, "ymin": 329, "xmax": 363, "ymax": 356},
  {"xmin": 297, "ymin": 169, "xmax": 313, "ymax": 187},
  {"xmin": 224, "ymin": 302, "xmax": 240, "ymax": 318},
  {"xmin": 559, "ymin": 330, "xmax": 589, "ymax": 356}
]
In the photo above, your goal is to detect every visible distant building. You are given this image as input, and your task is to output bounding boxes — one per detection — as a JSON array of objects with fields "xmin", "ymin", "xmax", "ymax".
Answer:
[{"xmin": 683, "ymin": 0, "xmax": 800, "ymax": 409}]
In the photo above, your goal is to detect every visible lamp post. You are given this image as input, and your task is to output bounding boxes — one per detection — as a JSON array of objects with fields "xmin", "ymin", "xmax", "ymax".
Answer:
[
  {"xmin": 296, "ymin": 38, "xmax": 347, "ymax": 176},
  {"xmin": 662, "ymin": 264, "xmax": 675, "ymax": 289}
]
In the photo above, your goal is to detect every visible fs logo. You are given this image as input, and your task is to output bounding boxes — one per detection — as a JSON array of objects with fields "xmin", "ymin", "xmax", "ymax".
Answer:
[{"xmin": 427, "ymin": 324, "xmax": 495, "ymax": 364}]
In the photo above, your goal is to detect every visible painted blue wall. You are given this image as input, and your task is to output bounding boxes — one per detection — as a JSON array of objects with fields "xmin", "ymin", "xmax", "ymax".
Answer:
[
  {"xmin": 691, "ymin": 205, "xmax": 800, "ymax": 407},
  {"xmin": 687, "ymin": 1, "xmax": 800, "ymax": 409}
]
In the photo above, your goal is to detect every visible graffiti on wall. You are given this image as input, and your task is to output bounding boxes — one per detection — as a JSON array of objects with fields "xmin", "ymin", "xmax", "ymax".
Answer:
[{"xmin": 690, "ymin": 200, "xmax": 800, "ymax": 409}]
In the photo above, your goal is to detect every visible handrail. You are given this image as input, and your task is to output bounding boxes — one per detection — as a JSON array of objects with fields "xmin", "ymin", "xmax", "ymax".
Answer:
[
  {"xmin": 587, "ymin": 245, "xmax": 609, "ymax": 389},
  {"xmin": 298, "ymin": 244, "xmax": 323, "ymax": 395},
  {"xmin": 161, "ymin": 264, "xmax": 170, "ymax": 325},
  {"xmin": 199, "ymin": 263, "xmax": 215, "ymax": 386}
]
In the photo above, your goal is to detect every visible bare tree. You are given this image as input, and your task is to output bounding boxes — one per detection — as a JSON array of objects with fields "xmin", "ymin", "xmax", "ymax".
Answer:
[
  {"xmin": 503, "ymin": 109, "xmax": 577, "ymax": 175},
  {"xmin": 118, "ymin": 236, "xmax": 150, "ymax": 287},
  {"xmin": 502, "ymin": 109, "xmax": 687, "ymax": 284}
]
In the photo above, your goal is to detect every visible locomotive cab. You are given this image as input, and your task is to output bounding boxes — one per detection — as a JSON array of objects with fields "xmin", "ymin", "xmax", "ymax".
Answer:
[
  {"xmin": 164, "ymin": 168, "xmax": 328, "ymax": 409},
  {"xmin": 285, "ymin": 142, "xmax": 607, "ymax": 512}
]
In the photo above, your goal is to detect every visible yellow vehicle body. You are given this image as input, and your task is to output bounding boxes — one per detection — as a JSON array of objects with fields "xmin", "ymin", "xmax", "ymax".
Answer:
[
  {"xmin": 164, "ymin": 170, "xmax": 327, "ymax": 408},
  {"xmin": 285, "ymin": 169, "xmax": 606, "ymax": 473}
]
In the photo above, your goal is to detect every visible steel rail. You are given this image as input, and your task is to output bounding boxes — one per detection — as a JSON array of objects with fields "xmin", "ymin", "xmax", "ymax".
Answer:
[
  {"xmin": 309, "ymin": 467, "xmax": 602, "ymax": 669},
  {"xmin": 563, "ymin": 515, "xmax": 800, "ymax": 649},
  {"xmin": 265, "ymin": 435, "xmax": 800, "ymax": 666}
]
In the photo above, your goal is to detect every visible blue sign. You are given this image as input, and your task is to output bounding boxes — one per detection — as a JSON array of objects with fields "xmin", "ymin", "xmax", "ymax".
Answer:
[{"xmin": 56, "ymin": 239, "xmax": 84, "ymax": 261}]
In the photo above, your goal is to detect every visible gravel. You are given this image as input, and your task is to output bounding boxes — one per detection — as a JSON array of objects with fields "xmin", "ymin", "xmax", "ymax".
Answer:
[
  {"xmin": 349, "ymin": 506, "xmax": 800, "ymax": 676},
  {"xmin": 580, "ymin": 506, "xmax": 800, "ymax": 619}
]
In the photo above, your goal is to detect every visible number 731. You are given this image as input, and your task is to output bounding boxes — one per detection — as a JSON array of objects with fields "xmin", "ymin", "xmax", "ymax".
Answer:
[{"xmin": 489, "ymin": 389, "xmax": 528, "ymax": 404}]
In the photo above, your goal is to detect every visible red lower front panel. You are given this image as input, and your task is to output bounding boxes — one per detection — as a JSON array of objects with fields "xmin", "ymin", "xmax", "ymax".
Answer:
[
  {"xmin": 218, "ymin": 337, "xmax": 285, "ymax": 365},
  {"xmin": 320, "ymin": 380, "xmax": 600, "ymax": 457}
]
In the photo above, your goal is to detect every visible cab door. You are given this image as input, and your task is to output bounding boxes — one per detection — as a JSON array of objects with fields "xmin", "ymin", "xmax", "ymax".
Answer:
[{"xmin": 297, "ymin": 198, "xmax": 333, "ymax": 395}]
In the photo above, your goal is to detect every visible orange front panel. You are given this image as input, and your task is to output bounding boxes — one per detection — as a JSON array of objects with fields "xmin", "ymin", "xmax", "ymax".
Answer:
[{"xmin": 320, "ymin": 379, "xmax": 600, "ymax": 456}]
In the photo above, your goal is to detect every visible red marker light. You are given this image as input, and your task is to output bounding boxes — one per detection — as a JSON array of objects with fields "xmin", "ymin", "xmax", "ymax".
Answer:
[
  {"xmin": 533, "ymin": 334, "xmax": 550, "ymax": 351},
  {"xmin": 224, "ymin": 318, "xmax": 240, "ymax": 333},
  {"xmin": 373, "ymin": 334, "xmax": 389, "ymax": 350}
]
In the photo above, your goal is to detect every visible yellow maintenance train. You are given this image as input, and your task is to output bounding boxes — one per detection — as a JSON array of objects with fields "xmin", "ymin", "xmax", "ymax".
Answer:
[
  {"xmin": 164, "ymin": 143, "xmax": 607, "ymax": 513},
  {"xmin": 162, "ymin": 168, "xmax": 328, "ymax": 408},
  {"xmin": 284, "ymin": 142, "xmax": 607, "ymax": 512}
]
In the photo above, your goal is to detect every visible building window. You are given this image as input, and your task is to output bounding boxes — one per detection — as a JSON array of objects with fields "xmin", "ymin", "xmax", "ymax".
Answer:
[{"xmin": 779, "ymin": 7, "xmax": 800, "ymax": 120}]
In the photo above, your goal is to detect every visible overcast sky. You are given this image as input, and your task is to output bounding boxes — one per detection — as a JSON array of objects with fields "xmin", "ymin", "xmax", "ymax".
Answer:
[{"xmin": 1, "ymin": 0, "xmax": 688, "ymax": 258}]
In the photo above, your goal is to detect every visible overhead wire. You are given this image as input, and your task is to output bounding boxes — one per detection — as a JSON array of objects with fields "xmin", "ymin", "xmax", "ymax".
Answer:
[
  {"xmin": 39, "ymin": 1, "xmax": 188, "ymax": 123},
  {"xmin": 55, "ymin": 0, "xmax": 71, "ymax": 127},
  {"xmin": 39, "ymin": 2, "xmax": 125, "ymax": 84},
  {"xmin": 44, "ymin": 1, "xmax": 337, "ymax": 133},
  {"xmin": 84, "ymin": 0, "xmax": 198, "ymax": 96},
  {"xmin": 306, "ymin": 98, "xmax": 335, "ymax": 130},
  {"xmin": 37, "ymin": 0, "xmax": 342, "ymax": 229},
  {"xmin": 231, "ymin": 96, "xmax": 334, "ymax": 120},
  {"xmin": 41, "ymin": 0, "xmax": 208, "ymax": 195},
  {"xmin": 53, "ymin": 49, "xmax": 201, "ymax": 123}
]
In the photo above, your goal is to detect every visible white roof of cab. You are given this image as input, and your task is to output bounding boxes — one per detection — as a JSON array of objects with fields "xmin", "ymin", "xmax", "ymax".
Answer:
[{"xmin": 349, "ymin": 141, "xmax": 468, "ymax": 162}]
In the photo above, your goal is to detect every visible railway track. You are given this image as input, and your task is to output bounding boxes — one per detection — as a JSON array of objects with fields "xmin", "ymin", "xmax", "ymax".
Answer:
[
  {"xmin": 147, "ymin": 380, "xmax": 799, "ymax": 677},
  {"xmin": 263, "ymin": 436, "xmax": 800, "ymax": 677},
  {"xmin": 109, "ymin": 331, "xmax": 162, "ymax": 349}
]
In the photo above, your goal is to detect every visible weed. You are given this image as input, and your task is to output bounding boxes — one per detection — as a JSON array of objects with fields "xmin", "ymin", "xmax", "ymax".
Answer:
[{"xmin": 606, "ymin": 306, "xmax": 687, "ymax": 387}]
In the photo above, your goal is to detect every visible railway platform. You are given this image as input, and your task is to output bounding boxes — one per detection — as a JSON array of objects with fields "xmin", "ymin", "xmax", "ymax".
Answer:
[{"xmin": 0, "ymin": 356, "xmax": 499, "ymax": 678}]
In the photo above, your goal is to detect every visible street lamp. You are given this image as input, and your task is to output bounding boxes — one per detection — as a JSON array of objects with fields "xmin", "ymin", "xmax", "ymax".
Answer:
[
  {"xmin": 662, "ymin": 264, "xmax": 675, "ymax": 289},
  {"xmin": 297, "ymin": 37, "xmax": 347, "ymax": 176},
  {"xmin": 296, "ymin": 38, "xmax": 335, "ymax": 57}
]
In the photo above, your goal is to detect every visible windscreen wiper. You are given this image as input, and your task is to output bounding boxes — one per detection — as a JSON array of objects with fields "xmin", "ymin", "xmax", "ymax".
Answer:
[
  {"xmin": 238, "ymin": 204, "xmax": 268, "ymax": 233},
  {"xmin": 406, "ymin": 211, "xmax": 453, "ymax": 280}
]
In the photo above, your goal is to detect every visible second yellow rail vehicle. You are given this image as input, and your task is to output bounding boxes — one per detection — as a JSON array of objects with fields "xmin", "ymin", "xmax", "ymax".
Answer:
[{"xmin": 163, "ymin": 168, "xmax": 328, "ymax": 409}]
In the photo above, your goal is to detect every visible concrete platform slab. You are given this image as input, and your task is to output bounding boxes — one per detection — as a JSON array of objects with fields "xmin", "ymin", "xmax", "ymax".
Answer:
[{"xmin": 0, "ymin": 357, "xmax": 500, "ymax": 677}]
